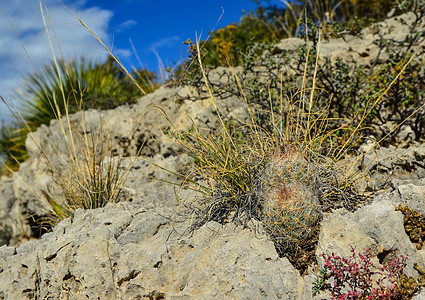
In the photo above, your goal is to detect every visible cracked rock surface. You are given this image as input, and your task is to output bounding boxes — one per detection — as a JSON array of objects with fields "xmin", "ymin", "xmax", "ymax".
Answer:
[{"xmin": 0, "ymin": 191, "xmax": 305, "ymax": 299}]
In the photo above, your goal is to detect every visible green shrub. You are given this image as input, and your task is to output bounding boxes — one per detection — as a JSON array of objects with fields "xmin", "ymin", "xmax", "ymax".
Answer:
[
  {"xmin": 199, "ymin": 12, "xmax": 285, "ymax": 68},
  {"xmin": 175, "ymin": 0, "xmax": 425, "ymax": 148},
  {"xmin": 172, "ymin": 0, "xmax": 398, "ymax": 82}
]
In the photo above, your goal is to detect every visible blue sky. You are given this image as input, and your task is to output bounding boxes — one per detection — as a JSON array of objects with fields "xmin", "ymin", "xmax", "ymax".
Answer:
[
  {"xmin": 0, "ymin": 0, "xmax": 281, "ymax": 124},
  {"xmin": 82, "ymin": 0, "xmax": 260, "ymax": 76}
]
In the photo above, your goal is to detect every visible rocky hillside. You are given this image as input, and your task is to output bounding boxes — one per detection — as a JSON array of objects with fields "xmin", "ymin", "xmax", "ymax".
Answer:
[{"xmin": 1, "ymin": 11, "xmax": 425, "ymax": 299}]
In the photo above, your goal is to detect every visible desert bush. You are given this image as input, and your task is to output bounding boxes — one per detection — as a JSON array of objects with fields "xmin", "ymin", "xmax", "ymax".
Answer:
[
  {"xmin": 173, "ymin": 0, "xmax": 398, "ymax": 80},
  {"xmin": 198, "ymin": 12, "xmax": 285, "ymax": 68},
  {"xmin": 265, "ymin": 0, "xmax": 397, "ymax": 27}
]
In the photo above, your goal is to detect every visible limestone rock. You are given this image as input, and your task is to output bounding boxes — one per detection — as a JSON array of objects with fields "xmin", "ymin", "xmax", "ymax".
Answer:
[
  {"xmin": 5, "ymin": 83, "xmax": 250, "ymax": 247},
  {"xmin": 0, "ymin": 179, "xmax": 31, "ymax": 247},
  {"xmin": 359, "ymin": 144, "xmax": 425, "ymax": 191},
  {"xmin": 317, "ymin": 199, "xmax": 420, "ymax": 276},
  {"xmin": 275, "ymin": 12, "xmax": 424, "ymax": 66},
  {"xmin": 0, "ymin": 198, "xmax": 305, "ymax": 299}
]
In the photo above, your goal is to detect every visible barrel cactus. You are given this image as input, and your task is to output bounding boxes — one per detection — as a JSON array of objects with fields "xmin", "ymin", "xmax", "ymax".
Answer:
[{"xmin": 257, "ymin": 144, "xmax": 323, "ymax": 268}]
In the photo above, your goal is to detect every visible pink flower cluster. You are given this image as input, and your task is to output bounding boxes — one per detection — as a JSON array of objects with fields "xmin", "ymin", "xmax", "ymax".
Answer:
[{"xmin": 319, "ymin": 247, "xmax": 407, "ymax": 299}]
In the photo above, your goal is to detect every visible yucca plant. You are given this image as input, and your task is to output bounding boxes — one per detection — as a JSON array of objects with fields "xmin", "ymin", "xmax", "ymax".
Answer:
[
  {"xmin": 0, "ymin": 123, "xmax": 29, "ymax": 175},
  {"xmin": 19, "ymin": 57, "xmax": 140, "ymax": 126},
  {"xmin": 0, "ymin": 54, "xmax": 159, "ymax": 174}
]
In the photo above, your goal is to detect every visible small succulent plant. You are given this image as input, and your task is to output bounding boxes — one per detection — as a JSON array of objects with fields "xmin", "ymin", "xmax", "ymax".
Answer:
[
  {"xmin": 396, "ymin": 205, "xmax": 425, "ymax": 250},
  {"xmin": 258, "ymin": 145, "xmax": 322, "ymax": 252},
  {"xmin": 251, "ymin": 144, "xmax": 325, "ymax": 271}
]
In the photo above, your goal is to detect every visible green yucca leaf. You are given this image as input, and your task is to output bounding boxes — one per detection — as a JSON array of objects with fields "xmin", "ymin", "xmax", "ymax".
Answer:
[{"xmin": 41, "ymin": 190, "xmax": 70, "ymax": 220}]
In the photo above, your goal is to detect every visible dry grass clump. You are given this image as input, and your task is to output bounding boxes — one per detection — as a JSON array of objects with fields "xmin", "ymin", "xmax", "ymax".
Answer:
[
  {"xmin": 40, "ymin": 129, "xmax": 126, "ymax": 225},
  {"xmin": 2, "ymin": 94, "xmax": 128, "ymax": 232}
]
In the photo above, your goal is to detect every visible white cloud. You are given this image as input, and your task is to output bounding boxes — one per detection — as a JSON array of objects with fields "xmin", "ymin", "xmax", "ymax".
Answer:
[
  {"xmin": 114, "ymin": 19, "xmax": 137, "ymax": 33},
  {"xmin": 0, "ymin": 0, "xmax": 116, "ymax": 123},
  {"xmin": 149, "ymin": 35, "xmax": 180, "ymax": 52}
]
